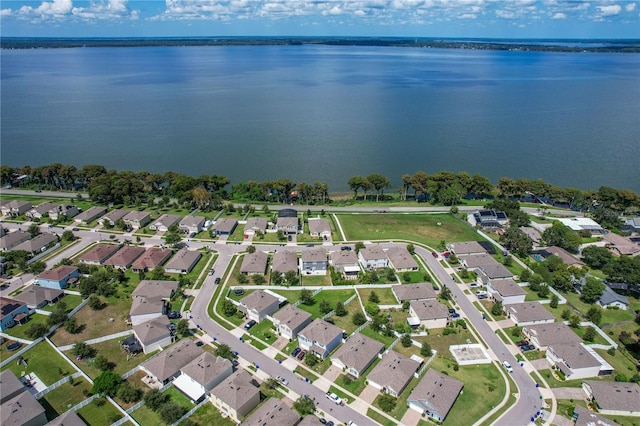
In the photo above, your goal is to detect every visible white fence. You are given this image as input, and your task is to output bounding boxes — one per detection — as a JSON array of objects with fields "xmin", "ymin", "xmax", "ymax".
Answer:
[
  {"xmin": 34, "ymin": 372, "xmax": 84, "ymax": 399},
  {"xmin": 57, "ymin": 330, "xmax": 134, "ymax": 352}
]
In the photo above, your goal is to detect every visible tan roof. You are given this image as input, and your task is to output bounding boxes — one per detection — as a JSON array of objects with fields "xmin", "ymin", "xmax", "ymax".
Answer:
[
  {"xmin": 153, "ymin": 214, "xmax": 182, "ymax": 228},
  {"xmin": 79, "ymin": 244, "xmax": 120, "ymax": 263},
  {"xmin": 506, "ymin": 302, "xmax": 555, "ymax": 323},
  {"xmin": 359, "ymin": 245, "xmax": 387, "ymax": 261},
  {"xmin": 75, "ymin": 206, "xmax": 107, "ymax": 222},
  {"xmin": 332, "ymin": 332, "xmax": 384, "ymax": 374},
  {"xmin": 1, "ymin": 387, "xmax": 46, "ymax": 426},
  {"xmin": 276, "ymin": 216, "xmax": 298, "ymax": 229},
  {"xmin": 410, "ymin": 299, "xmax": 449, "ymax": 320},
  {"xmin": 0, "ymin": 370, "xmax": 25, "ymax": 404},
  {"xmin": 386, "ymin": 246, "xmax": 419, "ymax": 270},
  {"xmin": 573, "ymin": 405, "xmax": 614, "ymax": 426},
  {"xmin": 103, "ymin": 245, "xmax": 146, "ymax": 268},
  {"xmin": 549, "ymin": 343, "xmax": 600, "ymax": 369},
  {"xmin": 479, "ymin": 263, "xmax": 513, "ymax": 279},
  {"xmin": 244, "ymin": 217, "xmax": 268, "ymax": 233},
  {"xmin": 0, "ymin": 231, "xmax": 31, "ymax": 250},
  {"xmin": 299, "ymin": 319, "xmax": 342, "ymax": 346},
  {"xmin": 180, "ymin": 352, "xmax": 232, "ymax": 386},
  {"xmin": 179, "ymin": 215, "xmax": 205, "ymax": 228},
  {"xmin": 272, "ymin": 305, "xmax": 312, "ymax": 332},
  {"xmin": 123, "ymin": 210, "xmax": 150, "ymax": 222},
  {"xmin": 392, "ymin": 284, "xmax": 436, "ymax": 302},
  {"xmin": 240, "ymin": 251, "xmax": 269, "ymax": 274},
  {"xmin": 101, "ymin": 209, "xmax": 131, "ymax": 223},
  {"xmin": 546, "ymin": 246, "xmax": 584, "ymax": 267},
  {"xmin": 603, "ymin": 232, "xmax": 640, "ymax": 256},
  {"xmin": 330, "ymin": 250, "xmax": 358, "ymax": 266},
  {"xmin": 131, "ymin": 247, "xmax": 173, "ymax": 271},
  {"xmin": 240, "ymin": 290, "xmax": 278, "ymax": 313},
  {"xmin": 301, "ymin": 248, "xmax": 327, "ymax": 263},
  {"xmin": 524, "ymin": 323, "xmax": 582, "ymax": 347},
  {"xmin": 38, "ymin": 265, "xmax": 78, "ymax": 281},
  {"xmin": 271, "ymin": 250, "xmax": 298, "ymax": 274},
  {"xmin": 13, "ymin": 286, "xmax": 63, "ymax": 307},
  {"xmin": 584, "ymin": 381, "xmax": 640, "ymax": 412},
  {"xmin": 213, "ymin": 218, "xmax": 238, "ymax": 233},
  {"xmin": 28, "ymin": 202, "xmax": 57, "ymax": 217},
  {"xmin": 409, "ymin": 368, "xmax": 464, "ymax": 421},
  {"xmin": 490, "ymin": 279, "xmax": 526, "ymax": 297},
  {"xmin": 141, "ymin": 340, "xmax": 203, "ymax": 382},
  {"xmin": 211, "ymin": 370, "xmax": 260, "ymax": 411},
  {"xmin": 308, "ymin": 218, "xmax": 331, "ymax": 234},
  {"xmin": 459, "ymin": 254, "xmax": 498, "ymax": 268},
  {"xmin": 164, "ymin": 248, "xmax": 201, "ymax": 272},
  {"xmin": 243, "ymin": 398, "xmax": 300, "ymax": 426},
  {"xmin": 133, "ymin": 316, "xmax": 171, "ymax": 345},
  {"xmin": 448, "ymin": 241, "xmax": 486, "ymax": 255},
  {"xmin": 367, "ymin": 350, "xmax": 420, "ymax": 395},
  {"xmin": 132, "ymin": 280, "xmax": 178, "ymax": 299},
  {"xmin": 14, "ymin": 233, "xmax": 57, "ymax": 252}
]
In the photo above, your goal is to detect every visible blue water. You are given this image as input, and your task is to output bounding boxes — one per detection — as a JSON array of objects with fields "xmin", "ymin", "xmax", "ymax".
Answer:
[{"xmin": 1, "ymin": 45, "xmax": 639, "ymax": 192}]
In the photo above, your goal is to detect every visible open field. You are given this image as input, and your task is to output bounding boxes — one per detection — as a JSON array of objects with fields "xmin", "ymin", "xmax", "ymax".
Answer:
[
  {"xmin": 40, "ymin": 379, "xmax": 92, "ymax": 420},
  {"xmin": 1, "ymin": 341, "xmax": 73, "ymax": 386},
  {"xmin": 40, "ymin": 294, "xmax": 84, "ymax": 313},
  {"xmin": 65, "ymin": 338, "xmax": 156, "ymax": 379},
  {"xmin": 77, "ymin": 399, "xmax": 123, "ymax": 426},
  {"xmin": 326, "ymin": 297, "xmax": 364, "ymax": 335},
  {"xmin": 337, "ymin": 213, "xmax": 481, "ymax": 248},
  {"xmin": 357, "ymin": 287, "xmax": 398, "ymax": 305}
]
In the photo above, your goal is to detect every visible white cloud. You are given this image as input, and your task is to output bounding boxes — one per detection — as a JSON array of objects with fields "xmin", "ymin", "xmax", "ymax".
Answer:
[
  {"xmin": 551, "ymin": 12, "xmax": 566, "ymax": 19},
  {"xmin": 14, "ymin": 0, "xmax": 137, "ymax": 21},
  {"xmin": 597, "ymin": 4, "xmax": 621, "ymax": 16},
  {"xmin": 1, "ymin": 8, "xmax": 13, "ymax": 16},
  {"xmin": 625, "ymin": 3, "xmax": 636, "ymax": 12}
]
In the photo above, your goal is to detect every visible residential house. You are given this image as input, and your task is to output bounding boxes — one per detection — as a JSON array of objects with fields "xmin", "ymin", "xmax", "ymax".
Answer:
[
  {"xmin": 123, "ymin": 211, "xmax": 151, "ymax": 229},
  {"xmin": 240, "ymin": 251, "xmax": 269, "ymax": 276},
  {"xmin": 179, "ymin": 215, "xmax": 206, "ymax": 235},
  {"xmin": 131, "ymin": 247, "xmax": 173, "ymax": 273},
  {"xmin": 458, "ymin": 254, "xmax": 496, "ymax": 270},
  {"xmin": 447, "ymin": 241, "xmax": 487, "ymax": 256},
  {"xmin": 47, "ymin": 409, "xmax": 86, "ymax": 426},
  {"xmin": 487, "ymin": 279, "xmax": 526, "ymax": 305},
  {"xmin": 0, "ymin": 230, "xmax": 31, "ymax": 252},
  {"xmin": 48, "ymin": 204, "xmax": 79, "ymax": 221},
  {"xmin": 133, "ymin": 316, "xmax": 174, "ymax": 354},
  {"xmin": 522, "ymin": 323, "xmax": 582, "ymax": 350},
  {"xmin": 598, "ymin": 285, "xmax": 629, "ymax": 310},
  {"xmin": 301, "ymin": 248, "xmax": 328, "ymax": 275},
  {"xmin": 272, "ymin": 304, "xmax": 312, "ymax": 340},
  {"xmin": 386, "ymin": 246, "xmax": 419, "ymax": 272},
  {"xmin": 573, "ymin": 405, "xmax": 615, "ymax": 426},
  {"xmin": 150, "ymin": 214, "xmax": 182, "ymax": 232},
  {"xmin": 331, "ymin": 332, "xmax": 384, "ymax": 378},
  {"xmin": 298, "ymin": 319, "xmax": 343, "ymax": 359},
  {"xmin": 0, "ymin": 297, "xmax": 29, "ymax": 331},
  {"xmin": 26, "ymin": 202, "xmax": 57, "ymax": 220},
  {"xmin": 0, "ymin": 370, "xmax": 47, "ymax": 426},
  {"xmin": 602, "ymin": 232, "xmax": 640, "ymax": 257},
  {"xmin": 239, "ymin": 290, "xmax": 279, "ymax": 323},
  {"xmin": 473, "ymin": 209, "xmax": 507, "ymax": 228},
  {"xmin": 520, "ymin": 227, "xmax": 543, "ymax": 246},
  {"xmin": 545, "ymin": 246, "xmax": 585, "ymax": 268},
  {"xmin": 271, "ymin": 250, "xmax": 298, "ymax": 275},
  {"xmin": 100, "ymin": 209, "xmax": 131, "ymax": 226},
  {"xmin": 74, "ymin": 206, "xmax": 107, "ymax": 225},
  {"xmin": 14, "ymin": 233, "xmax": 58, "ymax": 254},
  {"xmin": 582, "ymin": 381, "xmax": 640, "ymax": 417},
  {"xmin": 624, "ymin": 217, "xmax": 640, "ymax": 232},
  {"xmin": 140, "ymin": 340, "xmax": 203, "ymax": 385},
  {"xmin": 308, "ymin": 218, "xmax": 331, "ymax": 239},
  {"xmin": 212, "ymin": 218, "xmax": 238, "ymax": 236},
  {"xmin": 330, "ymin": 249, "xmax": 360, "ymax": 281},
  {"xmin": 367, "ymin": 351, "xmax": 420, "ymax": 397},
  {"xmin": 129, "ymin": 280, "xmax": 178, "ymax": 326},
  {"xmin": 408, "ymin": 368, "xmax": 464, "ymax": 423},
  {"xmin": 173, "ymin": 353, "xmax": 233, "ymax": 403},
  {"xmin": 1, "ymin": 200, "xmax": 32, "ymax": 217},
  {"xmin": 505, "ymin": 302, "xmax": 555, "ymax": 326},
  {"xmin": 546, "ymin": 343, "xmax": 610, "ymax": 380},
  {"xmin": 79, "ymin": 244, "xmax": 120, "ymax": 265},
  {"xmin": 276, "ymin": 209, "xmax": 298, "ymax": 234},
  {"xmin": 358, "ymin": 245, "xmax": 389, "ymax": 269},
  {"xmin": 392, "ymin": 284, "xmax": 436, "ymax": 302},
  {"xmin": 408, "ymin": 300, "xmax": 449, "ymax": 329},
  {"xmin": 558, "ymin": 217, "xmax": 605, "ymax": 235},
  {"xmin": 103, "ymin": 245, "xmax": 146, "ymax": 270},
  {"xmin": 164, "ymin": 248, "xmax": 202, "ymax": 274},
  {"xmin": 37, "ymin": 265, "xmax": 79, "ymax": 289},
  {"xmin": 476, "ymin": 263, "xmax": 513, "ymax": 284},
  {"xmin": 210, "ymin": 370, "xmax": 260, "ymax": 423},
  {"xmin": 13, "ymin": 286, "xmax": 64, "ymax": 310},
  {"xmin": 242, "ymin": 398, "xmax": 301, "ymax": 426},
  {"xmin": 244, "ymin": 218, "xmax": 268, "ymax": 238}
]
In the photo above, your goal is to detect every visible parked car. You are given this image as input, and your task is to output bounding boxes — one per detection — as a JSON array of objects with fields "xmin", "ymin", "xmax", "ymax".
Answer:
[
  {"xmin": 431, "ymin": 251, "xmax": 438, "ymax": 258},
  {"xmin": 520, "ymin": 344, "xmax": 536, "ymax": 352},
  {"xmin": 244, "ymin": 320, "xmax": 256, "ymax": 330},
  {"xmin": 72, "ymin": 227, "xmax": 79, "ymax": 231},
  {"xmin": 502, "ymin": 360, "xmax": 513, "ymax": 373},
  {"xmin": 341, "ymin": 246, "xmax": 351, "ymax": 251},
  {"xmin": 291, "ymin": 347, "xmax": 301, "ymax": 357},
  {"xmin": 7, "ymin": 342, "xmax": 22, "ymax": 351},
  {"xmin": 297, "ymin": 350, "xmax": 306, "ymax": 360},
  {"xmin": 214, "ymin": 277, "xmax": 221, "ymax": 284},
  {"xmin": 306, "ymin": 243, "xmax": 314, "ymax": 247},
  {"xmin": 208, "ymin": 268, "xmax": 215, "ymax": 276},
  {"xmin": 288, "ymin": 235, "xmax": 292, "ymax": 241},
  {"xmin": 195, "ymin": 341, "xmax": 204, "ymax": 347},
  {"xmin": 275, "ymin": 375, "xmax": 289, "ymax": 386},
  {"xmin": 515, "ymin": 340, "xmax": 529, "ymax": 347},
  {"xmin": 326, "ymin": 392, "xmax": 343, "ymax": 405},
  {"xmin": 448, "ymin": 308, "xmax": 456, "ymax": 314},
  {"xmin": 469, "ymin": 282, "xmax": 480, "ymax": 288},
  {"xmin": 450, "ymin": 312, "xmax": 460, "ymax": 318},
  {"xmin": 167, "ymin": 311, "xmax": 181, "ymax": 319}
]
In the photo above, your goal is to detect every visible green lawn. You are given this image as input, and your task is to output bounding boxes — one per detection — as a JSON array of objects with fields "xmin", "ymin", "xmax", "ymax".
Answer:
[
  {"xmin": 40, "ymin": 294, "xmax": 84, "ymax": 313},
  {"xmin": 595, "ymin": 348, "xmax": 639, "ymax": 379},
  {"xmin": 337, "ymin": 213, "xmax": 481, "ymax": 247},
  {"xmin": 227, "ymin": 288, "xmax": 255, "ymax": 302},
  {"xmin": 270, "ymin": 289, "xmax": 302, "ymax": 304},
  {"xmin": 413, "ymin": 326, "xmax": 476, "ymax": 355},
  {"xmin": 164, "ymin": 385, "xmax": 195, "ymax": 410},
  {"xmin": 366, "ymin": 408, "xmax": 396, "ymax": 426},
  {"xmin": 4, "ymin": 313, "xmax": 50, "ymax": 340},
  {"xmin": 327, "ymin": 298, "xmax": 364, "ymax": 335},
  {"xmin": 294, "ymin": 366, "xmax": 319, "ymax": 383},
  {"xmin": 298, "ymin": 289, "xmax": 355, "ymax": 319},
  {"xmin": 77, "ymin": 398, "xmax": 123, "ymax": 426},
  {"xmin": 40, "ymin": 379, "xmax": 92, "ymax": 420},
  {"xmin": 130, "ymin": 405, "xmax": 163, "ymax": 426},
  {"xmin": 357, "ymin": 287, "xmax": 398, "ymax": 305},
  {"xmin": 334, "ymin": 357, "xmax": 381, "ymax": 395},
  {"xmin": 181, "ymin": 401, "xmax": 236, "ymax": 426},
  {"xmin": 247, "ymin": 319, "xmax": 277, "ymax": 344},
  {"xmin": 328, "ymin": 385, "xmax": 354, "ymax": 404},
  {"xmin": 1, "ymin": 341, "xmax": 74, "ymax": 386},
  {"xmin": 358, "ymin": 325, "xmax": 397, "ymax": 347},
  {"xmin": 537, "ymin": 369, "xmax": 586, "ymax": 388},
  {"xmin": 65, "ymin": 338, "xmax": 156, "ymax": 379},
  {"xmin": 301, "ymin": 274, "xmax": 332, "ymax": 286}
]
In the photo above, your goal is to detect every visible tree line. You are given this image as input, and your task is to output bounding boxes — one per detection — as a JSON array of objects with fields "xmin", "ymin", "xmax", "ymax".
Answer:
[{"xmin": 2, "ymin": 163, "xmax": 638, "ymax": 211}]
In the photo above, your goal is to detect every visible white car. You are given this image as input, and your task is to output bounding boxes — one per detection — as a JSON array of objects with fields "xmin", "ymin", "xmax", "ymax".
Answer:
[
  {"xmin": 276, "ymin": 375, "xmax": 289, "ymax": 386},
  {"xmin": 502, "ymin": 360, "xmax": 514, "ymax": 373},
  {"xmin": 326, "ymin": 392, "xmax": 342, "ymax": 405}
]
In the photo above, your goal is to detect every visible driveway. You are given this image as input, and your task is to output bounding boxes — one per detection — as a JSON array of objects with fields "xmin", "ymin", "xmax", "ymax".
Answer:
[
  {"xmin": 323, "ymin": 365, "xmax": 342, "ymax": 383},
  {"xmin": 400, "ymin": 406, "xmax": 423, "ymax": 426},
  {"xmin": 552, "ymin": 387, "xmax": 587, "ymax": 400},
  {"xmin": 359, "ymin": 384, "xmax": 379, "ymax": 404}
]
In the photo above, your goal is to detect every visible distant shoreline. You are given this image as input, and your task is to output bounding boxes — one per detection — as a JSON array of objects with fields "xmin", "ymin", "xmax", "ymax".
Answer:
[{"xmin": 2, "ymin": 36, "xmax": 639, "ymax": 53}]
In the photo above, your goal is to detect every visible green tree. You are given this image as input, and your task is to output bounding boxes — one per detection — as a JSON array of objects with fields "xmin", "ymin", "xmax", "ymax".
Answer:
[
  {"xmin": 561, "ymin": 308, "xmax": 572, "ymax": 320},
  {"xmin": 367, "ymin": 173, "xmax": 391, "ymax": 202},
  {"xmin": 293, "ymin": 396, "xmax": 316, "ymax": 416},
  {"xmin": 143, "ymin": 389, "xmax": 168, "ymax": 411},
  {"xmin": 439, "ymin": 286, "xmax": 452, "ymax": 302},
  {"xmin": 420, "ymin": 342, "xmax": 432, "ymax": 357},
  {"xmin": 158, "ymin": 402, "xmax": 187, "ymax": 424},
  {"xmin": 28, "ymin": 260, "xmax": 47, "ymax": 275},
  {"xmin": 368, "ymin": 291, "xmax": 380, "ymax": 304},
  {"xmin": 236, "ymin": 274, "xmax": 249, "ymax": 284},
  {"xmin": 61, "ymin": 230, "xmax": 76, "ymax": 241},
  {"xmin": 300, "ymin": 289, "xmax": 315, "ymax": 305},
  {"xmin": 583, "ymin": 326, "xmax": 597, "ymax": 342},
  {"xmin": 406, "ymin": 243, "xmax": 415, "ymax": 255},
  {"xmin": 378, "ymin": 393, "xmax": 397, "ymax": 413},
  {"xmin": 94, "ymin": 355, "xmax": 111, "ymax": 371},
  {"xmin": 28, "ymin": 223, "xmax": 40, "ymax": 237},
  {"xmin": 25, "ymin": 323, "xmax": 48, "ymax": 339},
  {"xmin": 176, "ymin": 319, "xmax": 190, "ymax": 337},
  {"xmin": 581, "ymin": 277, "xmax": 605, "ymax": 304},
  {"xmin": 569, "ymin": 315, "xmax": 581, "ymax": 328},
  {"xmin": 352, "ymin": 311, "xmax": 367, "ymax": 326},
  {"xmin": 334, "ymin": 302, "xmax": 347, "ymax": 317},
  {"xmin": 271, "ymin": 271, "xmax": 283, "ymax": 285},
  {"xmin": 164, "ymin": 232, "xmax": 182, "ymax": 245},
  {"xmin": 64, "ymin": 317, "xmax": 82, "ymax": 334},
  {"xmin": 354, "ymin": 241, "xmax": 365, "ymax": 254},
  {"xmin": 47, "ymin": 309, "xmax": 68, "ymax": 327},
  {"xmin": 542, "ymin": 222, "xmax": 581, "ymax": 253},
  {"xmin": 265, "ymin": 377, "xmax": 278, "ymax": 389},
  {"xmin": 116, "ymin": 382, "xmax": 142, "ymax": 403},
  {"xmin": 304, "ymin": 351, "xmax": 319, "ymax": 367},
  {"xmin": 491, "ymin": 300, "xmax": 504, "ymax": 317},
  {"xmin": 88, "ymin": 295, "xmax": 104, "ymax": 310},
  {"xmin": 284, "ymin": 270, "xmax": 298, "ymax": 286},
  {"xmin": 252, "ymin": 274, "xmax": 265, "ymax": 285},
  {"xmin": 499, "ymin": 227, "xmax": 534, "ymax": 257},
  {"xmin": 91, "ymin": 371, "xmax": 123, "ymax": 397},
  {"xmin": 222, "ymin": 299, "xmax": 237, "ymax": 317},
  {"xmin": 549, "ymin": 294, "xmax": 559, "ymax": 309},
  {"xmin": 401, "ymin": 333, "xmax": 412, "ymax": 348},
  {"xmin": 581, "ymin": 246, "xmax": 614, "ymax": 270},
  {"xmin": 586, "ymin": 306, "xmax": 603, "ymax": 326},
  {"xmin": 537, "ymin": 284, "xmax": 550, "ymax": 298},
  {"xmin": 214, "ymin": 343, "xmax": 235, "ymax": 361},
  {"xmin": 73, "ymin": 342, "xmax": 96, "ymax": 359},
  {"xmin": 246, "ymin": 245, "xmax": 256, "ymax": 254},
  {"xmin": 319, "ymin": 299, "xmax": 332, "ymax": 314}
]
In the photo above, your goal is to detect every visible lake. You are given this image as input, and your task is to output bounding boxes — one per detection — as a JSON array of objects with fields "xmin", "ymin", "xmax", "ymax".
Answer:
[{"xmin": 1, "ymin": 44, "xmax": 639, "ymax": 192}]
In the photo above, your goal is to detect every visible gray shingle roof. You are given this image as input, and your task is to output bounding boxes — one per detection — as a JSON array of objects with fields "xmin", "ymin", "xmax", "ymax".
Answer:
[
  {"xmin": 271, "ymin": 250, "xmax": 298, "ymax": 274},
  {"xmin": 272, "ymin": 304, "xmax": 311, "ymax": 331},
  {"xmin": 213, "ymin": 218, "xmax": 238, "ymax": 233},
  {"xmin": 367, "ymin": 350, "xmax": 420, "ymax": 395},
  {"xmin": 448, "ymin": 241, "xmax": 486, "ymax": 255},
  {"xmin": 331, "ymin": 332, "xmax": 384, "ymax": 374},
  {"xmin": 179, "ymin": 215, "xmax": 205, "ymax": 228},
  {"xmin": 506, "ymin": 302, "xmax": 555, "ymax": 323},
  {"xmin": 524, "ymin": 323, "xmax": 582, "ymax": 347},
  {"xmin": 308, "ymin": 218, "xmax": 330, "ymax": 235},
  {"xmin": 409, "ymin": 368, "xmax": 463, "ymax": 421},
  {"xmin": 410, "ymin": 299, "xmax": 449, "ymax": 320},
  {"xmin": 301, "ymin": 248, "xmax": 327, "ymax": 263},
  {"xmin": 599, "ymin": 286, "xmax": 629, "ymax": 307},
  {"xmin": 386, "ymin": 246, "xmax": 419, "ymax": 270},
  {"xmin": 180, "ymin": 352, "xmax": 232, "ymax": 387},
  {"xmin": 242, "ymin": 398, "xmax": 300, "ymax": 426},
  {"xmin": 211, "ymin": 370, "xmax": 259, "ymax": 411},
  {"xmin": 240, "ymin": 251, "xmax": 269, "ymax": 274},
  {"xmin": 549, "ymin": 343, "xmax": 600, "ymax": 369},
  {"xmin": 459, "ymin": 254, "xmax": 497, "ymax": 268},
  {"xmin": 141, "ymin": 340, "xmax": 203, "ymax": 382},
  {"xmin": 133, "ymin": 316, "xmax": 171, "ymax": 345},
  {"xmin": 392, "ymin": 284, "xmax": 436, "ymax": 302},
  {"xmin": 299, "ymin": 319, "xmax": 342, "ymax": 346},
  {"xmin": 330, "ymin": 250, "xmax": 358, "ymax": 266},
  {"xmin": 584, "ymin": 381, "xmax": 640, "ymax": 412},
  {"xmin": 359, "ymin": 245, "xmax": 387, "ymax": 261},
  {"xmin": 479, "ymin": 263, "xmax": 513, "ymax": 279},
  {"xmin": 244, "ymin": 217, "xmax": 268, "ymax": 233},
  {"xmin": 164, "ymin": 248, "xmax": 201, "ymax": 272},
  {"xmin": 13, "ymin": 232, "xmax": 57, "ymax": 252},
  {"xmin": 490, "ymin": 279, "xmax": 526, "ymax": 297},
  {"xmin": 12, "ymin": 286, "xmax": 63, "ymax": 307},
  {"xmin": 75, "ymin": 206, "xmax": 107, "ymax": 222},
  {"xmin": 240, "ymin": 290, "xmax": 279, "ymax": 313}
]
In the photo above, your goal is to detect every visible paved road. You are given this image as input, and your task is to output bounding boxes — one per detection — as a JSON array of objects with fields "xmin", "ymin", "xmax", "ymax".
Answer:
[{"xmin": 417, "ymin": 246, "xmax": 543, "ymax": 425}]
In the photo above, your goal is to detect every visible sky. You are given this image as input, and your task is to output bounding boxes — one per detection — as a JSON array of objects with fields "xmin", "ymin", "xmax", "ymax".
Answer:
[{"xmin": 1, "ymin": 0, "xmax": 639, "ymax": 39}]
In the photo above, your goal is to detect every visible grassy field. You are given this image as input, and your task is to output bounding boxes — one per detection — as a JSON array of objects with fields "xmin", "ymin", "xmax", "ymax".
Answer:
[
  {"xmin": 358, "ymin": 324, "xmax": 397, "ymax": 347},
  {"xmin": 247, "ymin": 319, "xmax": 277, "ymax": 346},
  {"xmin": 270, "ymin": 289, "xmax": 301, "ymax": 304},
  {"xmin": 40, "ymin": 379, "xmax": 92, "ymax": 420},
  {"xmin": 1, "ymin": 341, "xmax": 74, "ymax": 386},
  {"xmin": 130, "ymin": 405, "xmax": 163, "ymax": 426},
  {"xmin": 301, "ymin": 273, "xmax": 332, "ymax": 286},
  {"xmin": 413, "ymin": 326, "xmax": 477, "ymax": 355},
  {"xmin": 3, "ymin": 313, "xmax": 50, "ymax": 340},
  {"xmin": 327, "ymin": 297, "xmax": 365, "ymax": 335},
  {"xmin": 65, "ymin": 338, "xmax": 156, "ymax": 379},
  {"xmin": 335, "ymin": 357, "xmax": 381, "ymax": 395},
  {"xmin": 337, "ymin": 213, "xmax": 481, "ymax": 247},
  {"xmin": 40, "ymin": 294, "xmax": 84, "ymax": 313},
  {"xmin": 562, "ymin": 291, "xmax": 635, "ymax": 324},
  {"xmin": 164, "ymin": 385, "xmax": 195, "ymax": 410},
  {"xmin": 77, "ymin": 398, "xmax": 123, "ymax": 426},
  {"xmin": 183, "ymin": 401, "xmax": 236, "ymax": 426},
  {"xmin": 297, "ymin": 289, "xmax": 355, "ymax": 319}
]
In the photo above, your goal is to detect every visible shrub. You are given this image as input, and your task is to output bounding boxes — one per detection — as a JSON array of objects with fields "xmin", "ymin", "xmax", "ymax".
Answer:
[{"xmin": 378, "ymin": 393, "xmax": 397, "ymax": 413}]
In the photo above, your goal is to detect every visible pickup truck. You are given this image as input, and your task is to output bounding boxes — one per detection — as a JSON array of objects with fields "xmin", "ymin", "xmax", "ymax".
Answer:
[{"xmin": 326, "ymin": 392, "xmax": 342, "ymax": 405}]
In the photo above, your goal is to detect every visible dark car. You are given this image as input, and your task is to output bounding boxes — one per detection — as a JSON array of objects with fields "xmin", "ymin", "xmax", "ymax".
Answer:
[
  {"xmin": 214, "ymin": 277, "xmax": 221, "ymax": 284},
  {"xmin": 450, "ymin": 313, "xmax": 460, "ymax": 318},
  {"xmin": 72, "ymin": 228, "xmax": 79, "ymax": 231},
  {"xmin": 297, "ymin": 350, "xmax": 306, "ymax": 360},
  {"xmin": 287, "ymin": 235, "xmax": 292, "ymax": 241},
  {"xmin": 167, "ymin": 311, "xmax": 181, "ymax": 319},
  {"xmin": 291, "ymin": 347, "xmax": 301, "ymax": 357},
  {"xmin": 195, "ymin": 341, "xmax": 204, "ymax": 347},
  {"xmin": 208, "ymin": 268, "xmax": 215, "ymax": 276},
  {"xmin": 432, "ymin": 251, "xmax": 438, "ymax": 258},
  {"xmin": 341, "ymin": 246, "xmax": 351, "ymax": 251},
  {"xmin": 7, "ymin": 342, "xmax": 22, "ymax": 351},
  {"xmin": 520, "ymin": 344, "xmax": 536, "ymax": 352},
  {"xmin": 516, "ymin": 340, "xmax": 529, "ymax": 347},
  {"xmin": 319, "ymin": 419, "xmax": 328, "ymax": 425},
  {"xmin": 448, "ymin": 308, "xmax": 456, "ymax": 314},
  {"xmin": 244, "ymin": 320, "xmax": 256, "ymax": 330}
]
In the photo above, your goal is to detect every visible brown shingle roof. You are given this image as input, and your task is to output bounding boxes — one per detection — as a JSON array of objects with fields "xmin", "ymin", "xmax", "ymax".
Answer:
[
  {"xmin": 524, "ymin": 323, "xmax": 582, "ymax": 347},
  {"xmin": 359, "ymin": 245, "xmax": 387, "ymax": 261},
  {"xmin": 386, "ymin": 246, "xmax": 419, "ymax": 270},
  {"xmin": 330, "ymin": 250, "xmax": 358, "ymax": 266},
  {"xmin": 448, "ymin": 241, "xmax": 486, "ymax": 255},
  {"xmin": 299, "ymin": 319, "xmax": 342, "ymax": 346},
  {"xmin": 79, "ymin": 244, "xmax": 120, "ymax": 263},
  {"xmin": 490, "ymin": 279, "xmax": 526, "ymax": 297},
  {"xmin": 240, "ymin": 290, "xmax": 278, "ymax": 313},
  {"xmin": 211, "ymin": 370, "xmax": 259, "ymax": 411},
  {"xmin": 308, "ymin": 218, "xmax": 330, "ymax": 235},
  {"xmin": 141, "ymin": 340, "xmax": 203, "ymax": 382},
  {"xmin": 180, "ymin": 352, "xmax": 231, "ymax": 387},
  {"xmin": 242, "ymin": 398, "xmax": 300, "ymax": 426},
  {"xmin": 103, "ymin": 245, "xmax": 146, "ymax": 268},
  {"xmin": 12, "ymin": 286, "xmax": 63, "ymax": 307},
  {"xmin": 272, "ymin": 305, "xmax": 312, "ymax": 332},
  {"xmin": 38, "ymin": 265, "xmax": 78, "ymax": 281},
  {"xmin": 410, "ymin": 299, "xmax": 449, "ymax": 320},
  {"xmin": 244, "ymin": 217, "xmax": 268, "ymax": 233},
  {"xmin": 506, "ymin": 302, "xmax": 555, "ymax": 323},
  {"xmin": 301, "ymin": 248, "xmax": 327, "ymax": 263},
  {"xmin": 131, "ymin": 247, "xmax": 173, "ymax": 271},
  {"xmin": 271, "ymin": 250, "xmax": 298, "ymax": 274}
]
